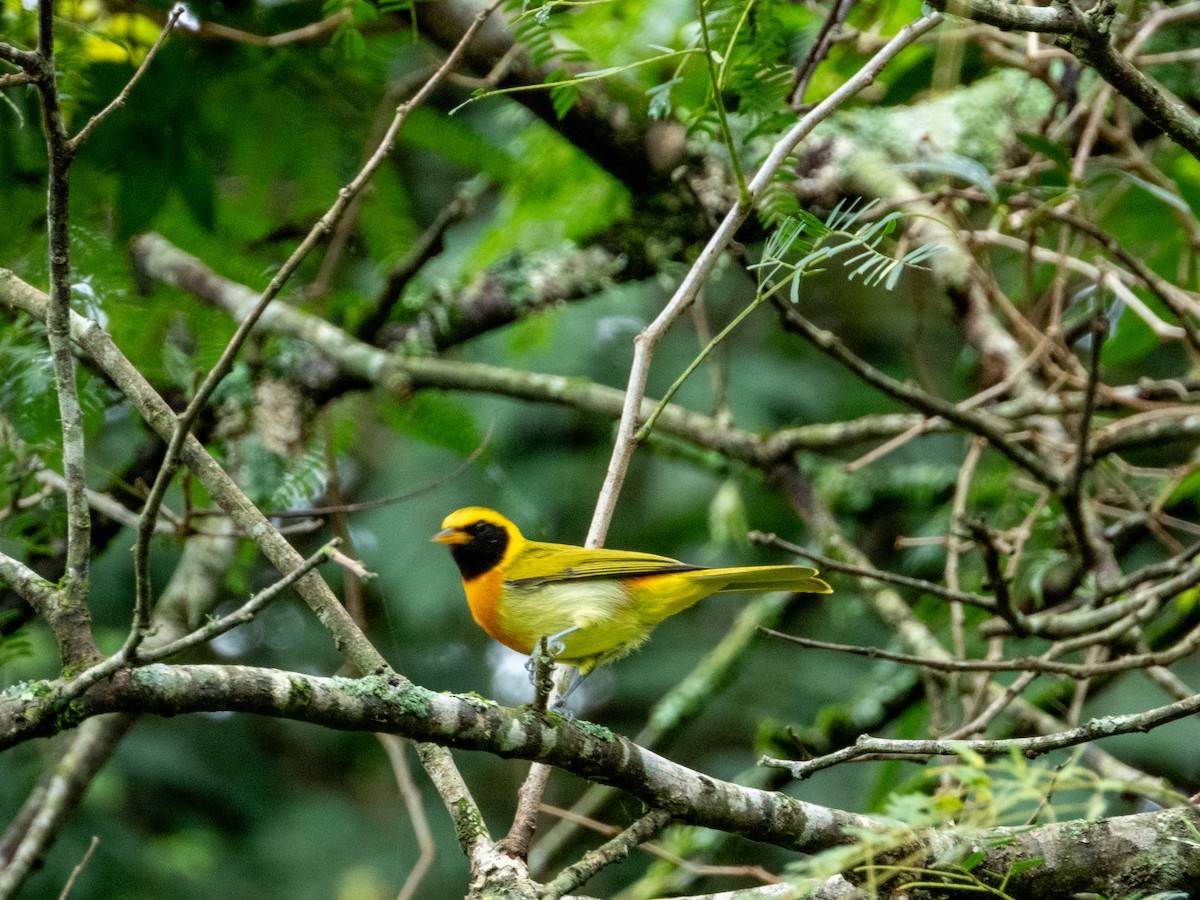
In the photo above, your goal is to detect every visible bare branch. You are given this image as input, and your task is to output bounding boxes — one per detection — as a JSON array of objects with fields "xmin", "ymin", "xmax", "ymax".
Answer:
[
  {"xmin": 752, "ymin": 532, "xmax": 996, "ymax": 613},
  {"xmin": 763, "ymin": 683, "xmax": 1200, "ymax": 776},
  {"xmin": 137, "ymin": 540, "xmax": 341, "ymax": 664},
  {"xmin": 542, "ymin": 809, "xmax": 672, "ymax": 899},
  {"xmin": 29, "ymin": 0, "xmax": 98, "ymax": 665},
  {"xmin": 378, "ymin": 735, "xmax": 438, "ymax": 900},
  {"xmin": 932, "ymin": 0, "xmax": 1200, "ymax": 162},
  {"xmin": 0, "ymin": 42, "xmax": 40, "ymax": 71},
  {"xmin": 68, "ymin": 4, "xmax": 184, "ymax": 153},
  {"xmin": 126, "ymin": 0, "xmax": 506, "ymax": 656},
  {"xmin": 0, "ymin": 267, "xmax": 388, "ymax": 676},
  {"xmin": 771, "ymin": 300, "xmax": 1061, "ymax": 487},
  {"xmin": 587, "ymin": 12, "xmax": 943, "ymax": 547},
  {"xmin": 936, "ymin": 0, "xmax": 1077, "ymax": 34}
]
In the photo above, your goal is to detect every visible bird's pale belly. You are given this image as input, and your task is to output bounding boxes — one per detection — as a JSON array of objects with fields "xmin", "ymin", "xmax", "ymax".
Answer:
[{"xmin": 499, "ymin": 578, "xmax": 655, "ymax": 665}]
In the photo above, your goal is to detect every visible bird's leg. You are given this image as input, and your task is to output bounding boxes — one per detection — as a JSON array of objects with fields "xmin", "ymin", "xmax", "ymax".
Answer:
[
  {"xmin": 550, "ymin": 666, "xmax": 591, "ymax": 712},
  {"xmin": 524, "ymin": 625, "xmax": 583, "ymax": 682},
  {"xmin": 545, "ymin": 625, "xmax": 581, "ymax": 657},
  {"xmin": 523, "ymin": 626, "xmax": 584, "ymax": 712},
  {"xmin": 525, "ymin": 628, "xmax": 580, "ymax": 681}
]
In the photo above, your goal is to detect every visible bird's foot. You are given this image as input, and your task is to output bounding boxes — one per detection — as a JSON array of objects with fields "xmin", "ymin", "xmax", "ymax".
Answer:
[{"xmin": 549, "ymin": 697, "xmax": 576, "ymax": 719}]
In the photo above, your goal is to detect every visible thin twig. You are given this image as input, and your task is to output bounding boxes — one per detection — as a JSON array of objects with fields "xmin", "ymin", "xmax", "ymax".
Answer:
[
  {"xmin": 194, "ymin": 9, "xmax": 350, "ymax": 47},
  {"xmin": 697, "ymin": 0, "xmax": 747, "ymax": 200},
  {"xmin": 751, "ymin": 532, "xmax": 996, "ymax": 613},
  {"xmin": 69, "ymin": 5, "xmax": 184, "ymax": 152},
  {"xmin": 1059, "ymin": 315, "xmax": 1107, "ymax": 574},
  {"xmin": 963, "ymin": 518, "xmax": 1027, "ymax": 636},
  {"xmin": 541, "ymin": 809, "xmax": 673, "ymax": 899},
  {"xmin": 265, "ymin": 429, "xmax": 491, "ymax": 519},
  {"xmin": 947, "ymin": 439, "xmax": 985, "ymax": 661},
  {"xmin": 1095, "ymin": 539, "xmax": 1200, "ymax": 602},
  {"xmin": 137, "ymin": 540, "xmax": 342, "ymax": 664},
  {"xmin": 762, "ymin": 685, "xmax": 1200, "ymax": 777},
  {"xmin": 931, "ymin": 0, "xmax": 1200, "ymax": 162},
  {"xmin": 945, "ymin": 670, "xmax": 1039, "ymax": 739},
  {"xmin": 57, "ymin": 836, "xmax": 98, "ymax": 900},
  {"xmin": 364, "ymin": 182, "xmax": 480, "ymax": 335},
  {"xmin": 0, "ymin": 717, "xmax": 132, "ymax": 899},
  {"xmin": 32, "ymin": 0, "xmax": 98, "ymax": 668},
  {"xmin": 307, "ymin": 68, "xmax": 432, "ymax": 301},
  {"xmin": 1066, "ymin": 645, "xmax": 1103, "ymax": 727},
  {"xmin": 790, "ymin": 0, "xmax": 855, "ymax": 109},
  {"xmin": 763, "ymin": 590, "xmax": 1200, "ymax": 679},
  {"xmin": 126, "ymin": 0, "xmax": 506, "ymax": 655},
  {"xmin": 771, "ymin": 301, "xmax": 1061, "ymax": 488},
  {"xmin": 1, "ymin": 269, "xmax": 391, "ymax": 675},
  {"xmin": 0, "ymin": 72, "xmax": 36, "ymax": 89},
  {"xmin": 378, "ymin": 735, "xmax": 438, "ymax": 900},
  {"xmin": 38, "ymin": 539, "xmax": 341, "ymax": 713},
  {"xmin": 587, "ymin": 12, "xmax": 943, "ymax": 547}
]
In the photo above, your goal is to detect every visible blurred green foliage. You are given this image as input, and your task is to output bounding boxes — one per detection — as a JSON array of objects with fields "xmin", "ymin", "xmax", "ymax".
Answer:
[{"xmin": 4, "ymin": 0, "xmax": 1200, "ymax": 896}]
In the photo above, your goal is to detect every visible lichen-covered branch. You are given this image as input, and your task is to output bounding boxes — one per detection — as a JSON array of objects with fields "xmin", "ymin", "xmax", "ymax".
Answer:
[
  {"xmin": 32, "ymin": 0, "xmax": 98, "ymax": 670},
  {"xmin": 0, "ymin": 264, "xmax": 490, "ymax": 884},
  {"xmin": 0, "ymin": 268, "xmax": 387, "ymax": 676},
  {"xmin": 0, "ymin": 664, "xmax": 1195, "ymax": 897},
  {"xmin": 0, "ymin": 665, "xmax": 884, "ymax": 852},
  {"xmin": 127, "ymin": 234, "xmax": 925, "ymax": 464},
  {"xmin": 931, "ymin": 0, "xmax": 1200, "ymax": 162}
]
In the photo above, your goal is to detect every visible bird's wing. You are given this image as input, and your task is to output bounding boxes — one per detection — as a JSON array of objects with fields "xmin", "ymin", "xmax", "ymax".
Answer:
[{"xmin": 505, "ymin": 541, "xmax": 700, "ymax": 586}]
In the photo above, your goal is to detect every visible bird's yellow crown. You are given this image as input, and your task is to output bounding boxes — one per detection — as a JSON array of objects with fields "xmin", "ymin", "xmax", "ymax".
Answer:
[{"xmin": 439, "ymin": 506, "xmax": 519, "ymax": 535}]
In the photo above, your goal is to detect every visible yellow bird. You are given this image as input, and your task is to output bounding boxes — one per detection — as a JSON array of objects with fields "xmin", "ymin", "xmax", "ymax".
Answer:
[{"xmin": 432, "ymin": 507, "xmax": 832, "ymax": 686}]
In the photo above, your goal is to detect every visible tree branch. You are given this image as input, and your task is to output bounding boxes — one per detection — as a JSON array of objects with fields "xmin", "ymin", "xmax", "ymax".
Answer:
[
  {"xmin": 68, "ymin": 4, "xmax": 183, "ymax": 152},
  {"xmin": 771, "ymin": 300, "xmax": 1060, "ymax": 487},
  {"xmin": 0, "ymin": 665, "xmax": 886, "ymax": 853},
  {"xmin": 931, "ymin": 0, "xmax": 1200, "ymax": 162},
  {"xmin": 588, "ymin": 11, "xmax": 943, "ymax": 546},
  {"xmin": 0, "ymin": 268, "xmax": 387, "ymax": 676},
  {"xmin": 0, "ymin": 665, "xmax": 1196, "ymax": 896},
  {"xmin": 763, "ymin": 680, "xmax": 1200, "ymax": 775},
  {"xmin": 126, "ymin": 235, "xmax": 922, "ymax": 467}
]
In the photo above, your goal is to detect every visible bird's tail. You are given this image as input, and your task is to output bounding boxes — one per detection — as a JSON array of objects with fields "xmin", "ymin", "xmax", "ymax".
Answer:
[{"xmin": 699, "ymin": 565, "xmax": 832, "ymax": 595}]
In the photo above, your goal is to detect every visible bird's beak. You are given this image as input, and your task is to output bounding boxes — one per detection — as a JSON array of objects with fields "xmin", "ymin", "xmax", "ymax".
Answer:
[{"xmin": 431, "ymin": 527, "xmax": 470, "ymax": 545}]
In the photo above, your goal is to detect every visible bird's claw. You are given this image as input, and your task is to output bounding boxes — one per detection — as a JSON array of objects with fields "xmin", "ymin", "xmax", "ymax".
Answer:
[{"xmin": 549, "ymin": 698, "xmax": 575, "ymax": 719}]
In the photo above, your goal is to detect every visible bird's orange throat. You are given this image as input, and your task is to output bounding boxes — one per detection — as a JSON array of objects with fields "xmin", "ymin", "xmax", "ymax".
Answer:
[{"xmin": 463, "ymin": 570, "xmax": 528, "ymax": 654}]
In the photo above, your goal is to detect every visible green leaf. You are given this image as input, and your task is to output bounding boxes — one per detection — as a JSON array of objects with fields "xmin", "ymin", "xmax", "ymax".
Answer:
[
  {"xmin": 894, "ymin": 152, "xmax": 998, "ymax": 202},
  {"xmin": 1168, "ymin": 468, "xmax": 1200, "ymax": 505},
  {"xmin": 1017, "ymin": 131, "xmax": 1070, "ymax": 173},
  {"xmin": 0, "ymin": 609, "xmax": 33, "ymax": 666},
  {"xmin": 117, "ymin": 141, "xmax": 172, "ymax": 239},
  {"xmin": 384, "ymin": 392, "xmax": 482, "ymax": 456},
  {"xmin": 646, "ymin": 77, "xmax": 680, "ymax": 121},
  {"xmin": 550, "ymin": 82, "xmax": 581, "ymax": 120},
  {"xmin": 1007, "ymin": 857, "xmax": 1045, "ymax": 877},
  {"xmin": 348, "ymin": 0, "xmax": 378, "ymax": 23},
  {"xmin": 960, "ymin": 850, "xmax": 985, "ymax": 872},
  {"xmin": 1120, "ymin": 171, "xmax": 1193, "ymax": 216},
  {"xmin": 0, "ymin": 323, "xmax": 61, "ymax": 449},
  {"xmin": 398, "ymin": 107, "xmax": 513, "ymax": 180},
  {"xmin": 177, "ymin": 145, "xmax": 216, "ymax": 231},
  {"xmin": 332, "ymin": 23, "xmax": 367, "ymax": 60}
]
